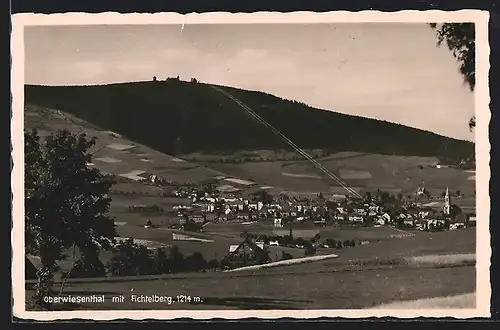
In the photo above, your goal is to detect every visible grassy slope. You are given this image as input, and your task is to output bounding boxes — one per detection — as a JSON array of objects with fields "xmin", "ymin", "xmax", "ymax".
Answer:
[
  {"xmin": 206, "ymin": 153, "xmax": 476, "ymax": 197},
  {"xmin": 25, "ymin": 81, "xmax": 474, "ymax": 160}
]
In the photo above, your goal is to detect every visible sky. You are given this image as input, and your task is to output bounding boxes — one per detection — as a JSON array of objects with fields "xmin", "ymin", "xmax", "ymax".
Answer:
[{"xmin": 24, "ymin": 23, "xmax": 475, "ymax": 141}]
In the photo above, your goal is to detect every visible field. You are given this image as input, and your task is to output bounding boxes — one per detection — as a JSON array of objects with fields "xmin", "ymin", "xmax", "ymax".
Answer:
[
  {"xmin": 25, "ymin": 227, "xmax": 476, "ymax": 310},
  {"xmin": 24, "ymin": 104, "xmax": 225, "ymax": 188},
  {"xmin": 207, "ymin": 152, "xmax": 476, "ymax": 197}
]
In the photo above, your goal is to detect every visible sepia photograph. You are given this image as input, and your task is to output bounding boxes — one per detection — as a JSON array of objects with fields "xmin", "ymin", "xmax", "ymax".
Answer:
[{"xmin": 11, "ymin": 11, "xmax": 490, "ymax": 320}]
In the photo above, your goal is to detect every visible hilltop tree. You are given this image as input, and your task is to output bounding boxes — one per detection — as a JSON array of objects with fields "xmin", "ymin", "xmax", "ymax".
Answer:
[
  {"xmin": 25, "ymin": 129, "xmax": 117, "ymax": 309},
  {"xmin": 429, "ymin": 23, "xmax": 475, "ymax": 130}
]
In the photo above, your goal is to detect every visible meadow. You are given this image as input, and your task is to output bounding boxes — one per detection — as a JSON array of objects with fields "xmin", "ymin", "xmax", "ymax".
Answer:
[
  {"xmin": 208, "ymin": 152, "xmax": 475, "ymax": 197},
  {"xmin": 26, "ymin": 226, "xmax": 476, "ymax": 310}
]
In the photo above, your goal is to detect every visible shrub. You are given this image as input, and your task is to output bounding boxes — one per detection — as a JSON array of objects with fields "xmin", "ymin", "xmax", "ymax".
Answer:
[
  {"xmin": 154, "ymin": 247, "xmax": 171, "ymax": 274},
  {"xmin": 326, "ymin": 238, "xmax": 337, "ymax": 247},
  {"xmin": 281, "ymin": 251, "xmax": 294, "ymax": 261},
  {"xmin": 65, "ymin": 255, "xmax": 106, "ymax": 279},
  {"xmin": 106, "ymin": 238, "xmax": 157, "ymax": 276},
  {"xmin": 304, "ymin": 244, "xmax": 316, "ymax": 256},
  {"xmin": 184, "ymin": 252, "xmax": 207, "ymax": 272},
  {"xmin": 206, "ymin": 259, "xmax": 220, "ymax": 271},
  {"xmin": 168, "ymin": 245, "xmax": 185, "ymax": 273}
]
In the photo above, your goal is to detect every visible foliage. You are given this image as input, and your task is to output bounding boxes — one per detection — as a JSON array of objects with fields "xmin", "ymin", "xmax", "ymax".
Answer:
[
  {"xmin": 154, "ymin": 247, "xmax": 171, "ymax": 274},
  {"xmin": 168, "ymin": 245, "xmax": 185, "ymax": 273},
  {"xmin": 429, "ymin": 23, "xmax": 476, "ymax": 130},
  {"xmin": 65, "ymin": 250, "xmax": 106, "ymax": 279},
  {"xmin": 184, "ymin": 252, "xmax": 207, "ymax": 272},
  {"xmin": 25, "ymin": 81, "xmax": 473, "ymax": 159},
  {"xmin": 304, "ymin": 244, "xmax": 316, "ymax": 256},
  {"xmin": 105, "ymin": 238, "xmax": 157, "ymax": 276},
  {"xmin": 25, "ymin": 129, "xmax": 116, "ymax": 308},
  {"xmin": 206, "ymin": 259, "xmax": 220, "ymax": 271}
]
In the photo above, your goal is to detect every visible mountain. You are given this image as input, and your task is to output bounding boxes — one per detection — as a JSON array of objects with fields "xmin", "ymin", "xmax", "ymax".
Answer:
[{"xmin": 24, "ymin": 79, "xmax": 474, "ymax": 162}]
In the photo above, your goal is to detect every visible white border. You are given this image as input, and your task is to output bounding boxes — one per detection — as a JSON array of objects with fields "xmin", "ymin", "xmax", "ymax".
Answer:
[{"xmin": 11, "ymin": 10, "xmax": 491, "ymax": 320}]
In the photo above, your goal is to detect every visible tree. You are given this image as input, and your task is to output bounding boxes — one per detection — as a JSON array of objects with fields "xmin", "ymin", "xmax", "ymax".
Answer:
[
  {"xmin": 168, "ymin": 245, "xmax": 185, "ymax": 273},
  {"xmin": 106, "ymin": 238, "xmax": 156, "ymax": 276},
  {"xmin": 154, "ymin": 247, "xmax": 171, "ymax": 274},
  {"xmin": 206, "ymin": 259, "xmax": 220, "ymax": 271},
  {"xmin": 65, "ymin": 249, "xmax": 106, "ymax": 279},
  {"xmin": 429, "ymin": 23, "xmax": 475, "ymax": 130},
  {"xmin": 184, "ymin": 252, "xmax": 207, "ymax": 272},
  {"xmin": 256, "ymin": 189, "xmax": 273, "ymax": 205},
  {"xmin": 304, "ymin": 243, "xmax": 316, "ymax": 257},
  {"xmin": 25, "ymin": 129, "xmax": 117, "ymax": 309}
]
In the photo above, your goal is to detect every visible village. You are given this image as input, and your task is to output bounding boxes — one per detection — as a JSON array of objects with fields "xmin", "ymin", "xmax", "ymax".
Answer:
[
  {"xmin": 167, "ymin": 182, "xmax": 475, "ymax": 231},
  {"xmin": 125, "ymin": 173, "xmax": 476, "ymax": 270}
]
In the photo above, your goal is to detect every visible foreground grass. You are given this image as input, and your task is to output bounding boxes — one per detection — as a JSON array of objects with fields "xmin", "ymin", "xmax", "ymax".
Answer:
[
  {"xmin": 25, "ymin": 229, "xmax": 476, "ymax": 310},
  {"xmin": 370, "ymin": 293, "xmax": 476, "ymax": 309},
  {"xmin": 26, "ymin": 264, "xmax": 475, "ymax": 310}
]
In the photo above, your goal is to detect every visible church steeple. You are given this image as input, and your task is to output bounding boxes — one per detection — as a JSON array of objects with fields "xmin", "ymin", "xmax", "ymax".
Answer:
[{"xmin": 443, "ymin": 187, "xmax": 451, "ymax": 215}]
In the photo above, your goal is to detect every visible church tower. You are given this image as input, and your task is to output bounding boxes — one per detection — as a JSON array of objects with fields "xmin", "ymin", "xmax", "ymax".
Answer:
[{"xmin": 443, "ymin": 187, "xmax": 451, "ymax": 215}]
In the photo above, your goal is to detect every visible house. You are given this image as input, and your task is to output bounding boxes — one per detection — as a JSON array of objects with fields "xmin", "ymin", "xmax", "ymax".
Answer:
[
  {"xmin": 334, "ymin": 214, "xmax": 345, "ymax": 222},
  {"xmin": 229, "ymin": 200, "xmax": 245, "ymax": 212},
  {"xmin": 189, "ymin": 213, "xmax": 206, "ymax": 224},
  {"xmin": 467, "ymin": 214, "xmax": 477, "ymax": 227},
  {"xmin": 222, "ymin": 238, "xmax": 271, "ymax": 269},
  {"xmin": 314, "ymin": 218, "xmax": 326, "ymax": 226},
  {"xmin": 354, "ymin": 208, "xmax": 367, "ymax": 216},
  {"xmin": 348, "ymin": 215, "xmax": 364, "ymax": 222},
  {"xmin": 418, "ymin": 210, "xmax": 431, "ymax": 219},
  {"xmin": 193, "ymin": 202, "xmax": 215, "ymax": 213},
  {"xmin": 403, "ymin": 217, "xmax": 415, "ymax": 227},
  {"xmin": 381, "ymin": 212, "xmax": 391, "ymax": 223},
  {"xmin": 248, "ymin": 201, "xmax": 260, "ymax": 211},
  {"xmin": 270, "ymin": 203, "xmax": 282, "ymax": 210},
  {"xmin": 237, "ymin": 214, "xmax": 250, "ymax": 221}
]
